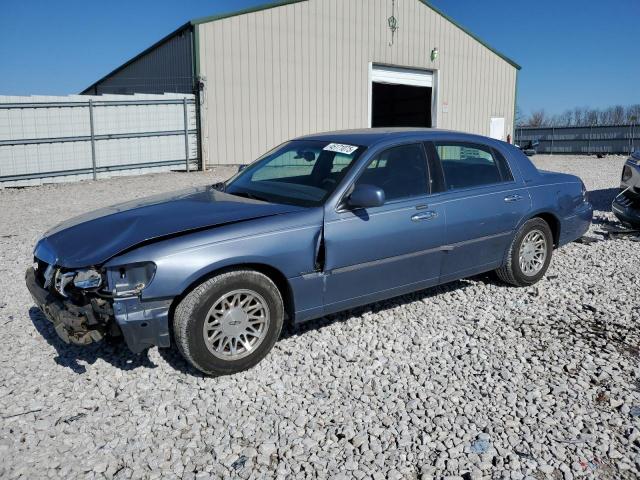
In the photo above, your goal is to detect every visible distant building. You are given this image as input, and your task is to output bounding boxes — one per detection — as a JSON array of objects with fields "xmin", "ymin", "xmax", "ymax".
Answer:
[{"xmin": 82, "ymin": 0, "xmax": 520, "ymax": 168}]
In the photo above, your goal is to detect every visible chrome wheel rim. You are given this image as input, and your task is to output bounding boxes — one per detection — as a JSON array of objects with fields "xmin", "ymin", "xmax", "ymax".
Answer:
[
  {"xmin": 519, "ymin": 229, "xmax": 547, "ymax": 276},
  {"xmin": 203, "ymin": 289, "xmax": 270, "ymax": 360}
]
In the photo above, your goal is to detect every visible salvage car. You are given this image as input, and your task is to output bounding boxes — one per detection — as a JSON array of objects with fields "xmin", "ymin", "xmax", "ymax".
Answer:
[
  {"xmin": 612, "ymin": 150, "xmax": 640, "ymax": 228},
  {"xmin": 26, "ymin": 129, "xmax": 593, "ymax": 375}
]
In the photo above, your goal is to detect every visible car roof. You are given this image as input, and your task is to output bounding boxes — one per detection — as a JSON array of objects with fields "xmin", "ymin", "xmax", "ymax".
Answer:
[{"xmin": 295, "ymin": 128, "xmax": 504, "ymax": 148}]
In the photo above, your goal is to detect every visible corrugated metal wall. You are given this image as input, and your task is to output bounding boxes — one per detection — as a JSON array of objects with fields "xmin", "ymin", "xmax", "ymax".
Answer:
[
  {"xmin": 83, "ymin": 28, "xmax": 194, "ymax": 95},
  {"xmin": 197, "ymin": 0, "xmax": 517, "ymax": 166},
  {"xmin": 0, "ymin": 94, "xmax": 197, "ymax": 187},
  {"xmin": 515, "ymin": 125, "xmax": 640, "ymax": 155}
]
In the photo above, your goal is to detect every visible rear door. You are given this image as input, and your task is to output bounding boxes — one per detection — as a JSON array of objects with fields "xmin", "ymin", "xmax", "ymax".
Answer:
[
  {"xmin": 323, "ymin": 143, "xmax": 445, "ymax": 312},
  {"xmin": 425, "ymin": 140, "xmax": 530, "ymax": 282}
]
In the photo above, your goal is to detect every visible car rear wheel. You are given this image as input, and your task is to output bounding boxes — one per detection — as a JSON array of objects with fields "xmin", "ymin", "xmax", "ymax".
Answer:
[
  {"xmin": 173, "ymin": 269, "xmax": 284, "ymax": 376},
  {"xmin": 496, "ymin": 218, "xmax": 553, "ymax": 287}
]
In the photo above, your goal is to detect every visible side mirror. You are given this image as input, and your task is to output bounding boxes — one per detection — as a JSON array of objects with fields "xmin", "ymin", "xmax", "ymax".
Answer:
[
  {"xmin": 238, "ymin": 164, "xmax": 247, "ymax": 172},
  {"xmin": 347, "ymin": 184, "xmax": 385, "ymax": 209}
]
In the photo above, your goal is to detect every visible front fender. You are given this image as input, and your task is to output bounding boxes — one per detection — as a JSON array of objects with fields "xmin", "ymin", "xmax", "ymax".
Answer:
[
  {"xmin": 168, "ymin": 253, "xmax": 295, "ymax": 299},
  {"xmin": 104, "ymin": 209, "xmax": 323, "ymax": 300}
]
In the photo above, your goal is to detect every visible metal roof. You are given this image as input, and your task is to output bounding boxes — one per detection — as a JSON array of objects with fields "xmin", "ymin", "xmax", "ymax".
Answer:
[
  {"xmin": 189, "ymin": 0, "xmax": 305, "ymax": 25},
  {"xmin": 81, "ymin": 0, "xmax": 520, "ymax": 94},
  {"xmin": 189, "ymin": 0, "xmax": 521, "ymax": 70},
  {"xmin": 191, "ymin": 0, "xmax": 522, "ymax": 70},
  {"xmin": 80, "ymin": 23, "xmax": 193, "ymax": 94}
]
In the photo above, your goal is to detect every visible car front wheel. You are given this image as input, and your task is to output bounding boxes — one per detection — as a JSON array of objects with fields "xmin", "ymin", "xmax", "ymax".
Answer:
[
  {"xmin": 173, "ymin": 269, "xmax": 284, "ymax": 376},
  {"xmin": 496, "ymin": 218, "xmax": 553, "ymax": 287}
]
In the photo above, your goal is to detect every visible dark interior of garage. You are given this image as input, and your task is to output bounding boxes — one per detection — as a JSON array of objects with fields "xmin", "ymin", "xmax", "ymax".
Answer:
[{"xmin": 371, "ymin": 82, "xmax": 432, "ymax": 128}]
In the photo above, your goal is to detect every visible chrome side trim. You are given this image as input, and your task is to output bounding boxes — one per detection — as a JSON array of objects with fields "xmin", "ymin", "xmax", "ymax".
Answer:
[
  {"xmin": 447, "ymin": 230, "xmax": 512, "ymax": 249},
  {"xmin": 329, "ymin": 230, "xmax": 512, "ymax": 275},
  {"xmin": 300, "ymin": 271, "xmax": 324, "ymax": 280},
  {"xmin": 330, "ymin": 246, "xmax": 443, "ymax": 275}
]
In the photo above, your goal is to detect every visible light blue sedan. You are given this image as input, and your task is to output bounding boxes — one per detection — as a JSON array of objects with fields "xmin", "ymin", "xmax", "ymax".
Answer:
[{"xmin": 26, "ymin": 128, "xmax": 593, "ymax": 375}]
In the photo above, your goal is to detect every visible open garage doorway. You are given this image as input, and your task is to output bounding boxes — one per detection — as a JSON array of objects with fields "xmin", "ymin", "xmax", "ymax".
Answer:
[{"xmin": 370, "ymin": 65, "xmax": 436, "ymax": 128}]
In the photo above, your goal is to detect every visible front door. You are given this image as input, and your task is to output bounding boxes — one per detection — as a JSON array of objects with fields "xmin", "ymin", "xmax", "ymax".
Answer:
[{"xmin": 323, "ymin": 143, "xmax": 445, "ymax": 313}]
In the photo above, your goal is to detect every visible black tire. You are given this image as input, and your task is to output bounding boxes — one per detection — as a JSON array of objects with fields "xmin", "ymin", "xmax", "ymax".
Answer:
[
  {"xmin": 496, "ymin": 218, "xmax": 553, "ymax": 287},
  {"xmin": 173, "ymin": 269, "xmax": 284, "ymax": 376}
]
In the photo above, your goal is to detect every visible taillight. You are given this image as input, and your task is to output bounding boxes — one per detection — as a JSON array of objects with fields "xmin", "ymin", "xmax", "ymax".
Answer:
[{"xmin": 622, "ymin": 166, "xmax": 632, "ymax": 182}]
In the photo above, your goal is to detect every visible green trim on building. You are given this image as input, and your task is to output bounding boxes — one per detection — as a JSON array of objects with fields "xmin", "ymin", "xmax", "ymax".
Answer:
[
  {"xmin": 418, "ymin": 0, "xmax": 521, "ymax": 70},
  {"xmin": 189, "ymin": 0, "xmax": 308, "ymax": 25},
  {"xmin": 513, "ymin": 69, "xmax": 519, "ymax": 136}
]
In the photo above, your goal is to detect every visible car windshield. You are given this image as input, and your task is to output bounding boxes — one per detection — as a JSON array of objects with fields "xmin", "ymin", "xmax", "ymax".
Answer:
[{"xmin": 224, "ymin": 140, "xmax": 366, "ymax": 207}]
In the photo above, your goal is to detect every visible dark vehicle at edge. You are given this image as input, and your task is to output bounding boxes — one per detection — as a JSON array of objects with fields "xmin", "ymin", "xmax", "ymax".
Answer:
[
  {"xmin": 612, "ymin": 150, "xmax": 640, "ymax": 228},
  {"xmin": 517, "ymin": 140, "xmax": 539, "ymax": 157},
  {"xmin": 26, "ymin": 128, "xmax": 593, "ymax": 375}
]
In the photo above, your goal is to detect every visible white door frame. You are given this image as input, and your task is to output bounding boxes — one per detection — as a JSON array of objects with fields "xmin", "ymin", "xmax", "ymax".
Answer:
[{"xmin": 367, "ymin": 63, "xmax": 439, "ymax": 128}]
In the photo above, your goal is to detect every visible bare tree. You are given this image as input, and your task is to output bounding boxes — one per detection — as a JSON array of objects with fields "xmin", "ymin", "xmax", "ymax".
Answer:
[
  {"xmin": 585, "ymin": 109, "xmax": 599, "ymax": 126},
  {"xmin": 547, "ymin": 115, "xmax": 559, "ymax": 127},
  {"xmin": 523, "ymin": 104, "xmax": 640, "ymax": 127},
  {"xmin": 515, "ymin": 105, "xmax": 526, "ymax": 127},
  {"xmin": 611, "ymin": 105, "xmax": 625, "ymax": 124},
  {"xmin": 626, "ymin": 104, "xmax": 640, "ymax": 124},
  {"xmin": 555, "ymin": 110, "xmax": 574, "ymax": 127},
  {"xmin": 598, "ymin": 108, "xmax": 612, "ymax": 126},
  {"xmin": 528, "ymin": 110, "xmax": 547, "ymax": 127}
]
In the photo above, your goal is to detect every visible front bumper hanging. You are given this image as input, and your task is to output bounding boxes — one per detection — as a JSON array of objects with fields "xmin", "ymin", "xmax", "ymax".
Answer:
[
  {"xmin": 26, "ymin": 267, "xmax": 172, "ymax": 353},
  {"xmin": 112, "ymin": 297, "xmax": 172, "ymax": 353},
  {"xmin": 25, "ymin": 267, "xmax": 105, "ymax": 345}
]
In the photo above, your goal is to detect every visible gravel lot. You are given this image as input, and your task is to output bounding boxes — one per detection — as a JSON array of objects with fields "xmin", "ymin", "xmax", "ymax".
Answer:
[{"xmin": 1, "ymin": 155, "xmax": 638, "ymax": 480}]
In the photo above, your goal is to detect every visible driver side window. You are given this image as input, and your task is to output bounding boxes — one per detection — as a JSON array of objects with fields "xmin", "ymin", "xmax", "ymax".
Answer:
[{"xmin": 355, "ymin": 143, "xmax": 429, "ymax": 202}]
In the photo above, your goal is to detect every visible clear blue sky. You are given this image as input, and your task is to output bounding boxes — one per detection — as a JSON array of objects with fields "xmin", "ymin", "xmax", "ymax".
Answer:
[{"xmin": 1, "ymin": 0, "xmax": 638, "ymax": 116}]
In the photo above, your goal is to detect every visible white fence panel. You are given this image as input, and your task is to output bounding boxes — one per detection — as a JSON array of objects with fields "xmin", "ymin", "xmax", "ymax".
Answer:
[{"xmin": 0, "ymin": 93, "xmax": 198, "ymax": 188}]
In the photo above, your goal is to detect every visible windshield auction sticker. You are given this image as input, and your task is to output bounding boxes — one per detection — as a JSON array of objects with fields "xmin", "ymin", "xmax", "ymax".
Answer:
[{"xmin": 323, "ymin": 143, "xmax": 359, "ymax": 155}]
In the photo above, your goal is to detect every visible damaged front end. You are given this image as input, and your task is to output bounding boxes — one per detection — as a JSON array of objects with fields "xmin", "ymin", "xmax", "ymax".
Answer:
[
  {"xmin": 26, "ymin": 256, "xmax": 171, "ymax": 353},
  {"xmin": 26, "ymin": 261, "xmax": 114, "ymax": 346}
]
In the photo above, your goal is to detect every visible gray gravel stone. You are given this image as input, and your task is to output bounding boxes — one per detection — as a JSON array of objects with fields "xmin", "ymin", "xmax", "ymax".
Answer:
[{"xmin": 0, "ymin": 157, "xmax": 639, "ymax": 479}]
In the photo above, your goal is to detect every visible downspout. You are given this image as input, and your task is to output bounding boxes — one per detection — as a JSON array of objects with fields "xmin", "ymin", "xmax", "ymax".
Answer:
[
  {"xmin": 191, "ymin": 22, "xmax": 206, "ymax": 171},
  {"xmin": 512, "ymin": 68, "xmax": 519, "ymax": 143}
]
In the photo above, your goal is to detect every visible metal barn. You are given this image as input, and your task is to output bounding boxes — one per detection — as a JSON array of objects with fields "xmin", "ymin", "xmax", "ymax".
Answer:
[{"xmin": 82, "ymin": 0, "xmax": 521, "ymax": 168}]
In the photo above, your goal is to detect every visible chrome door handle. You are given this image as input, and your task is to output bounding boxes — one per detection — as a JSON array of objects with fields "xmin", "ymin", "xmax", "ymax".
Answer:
[
  {"xmin": 504, "ymin": 194, "xmax": 523, "ymax": 202},
  {"xmin": 411, "ymin": 211, "xmax": 438, "ymax": 221}
]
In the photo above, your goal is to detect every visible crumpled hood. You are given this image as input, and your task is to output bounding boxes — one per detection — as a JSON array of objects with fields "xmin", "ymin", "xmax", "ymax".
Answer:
[{"xmin": 36, "ymin": 186, "xmax": 304, "ymax": 268}]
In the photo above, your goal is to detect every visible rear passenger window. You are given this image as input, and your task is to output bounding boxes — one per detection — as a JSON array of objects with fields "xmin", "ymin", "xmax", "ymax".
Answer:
[
  {"xmin": 434, "ymin": 142, "xmax": 513, "ymax": 190},
  {"xmin": 355, "ymin": 144, "xmax": 429, "ymax": 201}
]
